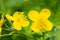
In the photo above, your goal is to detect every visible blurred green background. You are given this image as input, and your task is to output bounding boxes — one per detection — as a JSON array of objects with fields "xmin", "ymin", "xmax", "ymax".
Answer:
[{"xmin": 0, "ymin": 0, "xmax": 60, "ymax": 40}]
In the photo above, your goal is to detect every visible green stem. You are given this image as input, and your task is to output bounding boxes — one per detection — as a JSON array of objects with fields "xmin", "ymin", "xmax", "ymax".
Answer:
[
  {"xmin": 0, "ymin": 31, "xmax": 15, "ymax": 37},
  {"xmin": 2, "ymin": 28, "xmax": 11, "ymax": 31},
  {"xmin": 4, "ymin": 23, "xmax": 10, "ymax": 29},
  {"xmin": 43, "ymin": 32, "xmax": 46, "ymax": 40}
]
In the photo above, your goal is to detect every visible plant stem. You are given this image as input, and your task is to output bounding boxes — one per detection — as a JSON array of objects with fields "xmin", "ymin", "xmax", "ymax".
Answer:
[{"xmin": 43, "ymin": 32, "xmax": 46, "ymax": 40}]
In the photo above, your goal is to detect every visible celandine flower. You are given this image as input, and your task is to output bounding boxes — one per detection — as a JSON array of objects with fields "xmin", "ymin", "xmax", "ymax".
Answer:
[
  {"xmin": 28, "ymin": 8, "xmax": 53, "ymax": 32},
  {"xmin": 5, "ymin": 12, "xmax": 29, "ymax": 30},
  {"xmin": 0, "ymin": 15, "xmax": 4, "ymax": 32},
  {"xmin": 24, "ymin": 0, "xmax": 29, "ymax": 2}
]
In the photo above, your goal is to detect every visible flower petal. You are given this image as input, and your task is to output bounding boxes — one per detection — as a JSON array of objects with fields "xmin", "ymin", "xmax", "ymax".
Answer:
[
  {"xmin": 20, "ymin": 20, "xmax": 29, "ymax": 27},
  {"xmin": 28, "ymin": 10, "xmax": 40, "ymax": 21},
  {"xmin": 19, "ymin": 12, "xmax": 25, "ymax": 20},
  {"xmin": 45, "ymin": 20, "xmax": 53, "ymax": 31},
  {"xmin": 13, "ymin": 12, "xmax": 19, "ymax": 21},
  {"xmin": 18, "ymin": 12, "xmax": 29, "ymax": 27},
  {"xmin": 13, "ymin": 21, "xmax": 22, "ymax": 30},
  {"xmin": 39, "ymin": 8, "xmax": 51, "ymax": 19},
  {"xmin": 40, "ymin": 19, "xmax": 53, "ymax": 31},
  {"xmin": 31, "ymin": 21, "xmax": 41, "ymax": 32},
  {"xmin": 0, "ymin": 17, "xmax": 4, "ymax": 32},
  {"xmin": 5, "ymin": 14, "xmax": 13, "ymax": 21},
  {"xmin": 0, "ymin": 27, "xmax": 2, "ymax": 32}
]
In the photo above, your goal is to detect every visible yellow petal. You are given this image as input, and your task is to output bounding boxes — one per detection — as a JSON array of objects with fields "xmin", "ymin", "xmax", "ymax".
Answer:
[
  {"xmin": 0, "ymin": 18, "xmax": 4, "ymax": 26},
  {"xmin": 13, "ymin": 21, "xmax": 22, "ymax": 30},
  {"xmin": 0, "ymin": 18, "xmax": 4, "ymax": 32},
  {"xmin": 5, "ymin": 14, "xmax": 13, "ymax": 21},
  {"xmin": 19, "ymin": 12, "xmax": 24, "ymax": 20},
  {"xmin": 39, "ymin": 8, "xmax": 51, "ymax": 19},
  {"xmin": 13, "ymin": 12, "xmax": 29, "ymax": 27},
  {"xmin": 20, "ymin": 20, "xmax": 29, "ymax": 27},
  {"xmin": 0, "ymin": 15, "xmax": 4, "ymax": 33},
  {"xmin": 13, "ymin": 12, "xmax": 19, "ymax": 21},
  {"xmin": 45, "ymin": 20, "xmax": 53, "ymax": 31},
  {"xmin": 31, "ymin": 21, "xmax": 41, "ymax": 32},
  {"xmin": 0, "ymin": 27, "xmax": 2, "ymax": 32},
  {"xmin": 28, "ymin": 10, "xmax": 40, "ymax": 21},
  {"xmin": 40, "ymin": 19, "xmax": 53, "ymax": 31}
]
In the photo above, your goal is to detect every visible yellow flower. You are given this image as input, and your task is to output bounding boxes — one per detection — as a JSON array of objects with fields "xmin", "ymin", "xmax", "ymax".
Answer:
[
  {"xmin": 28, "ymin": 8, "xmax": 53, "ymax": 32},
  {"xmin": 5, "ymin": 12, "xmax": 29, "ymax": 30},
  {"xmin": 24, "ymin": 0, "xmax": 29, "ymax": 2},
  {"xmin": 0, "ymin": 15, "xmax": 4, "ymax": 32}
]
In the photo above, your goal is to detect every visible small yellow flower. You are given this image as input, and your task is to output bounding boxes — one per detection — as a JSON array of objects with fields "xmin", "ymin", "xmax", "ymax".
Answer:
[
  {"xmin": 28, "ymin": 8, "xmax": 53, "ymax": 32},
  {"xmin": 5, "ymin": 12, "xmax": 29, "ymax": 30},
  {"xmin": 24, "ymin": 0, "xmax": 29, "ymax": 2},
  {"xmin": 0, "ymin": 15, "xmax": 4, "ymax": 32}
]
